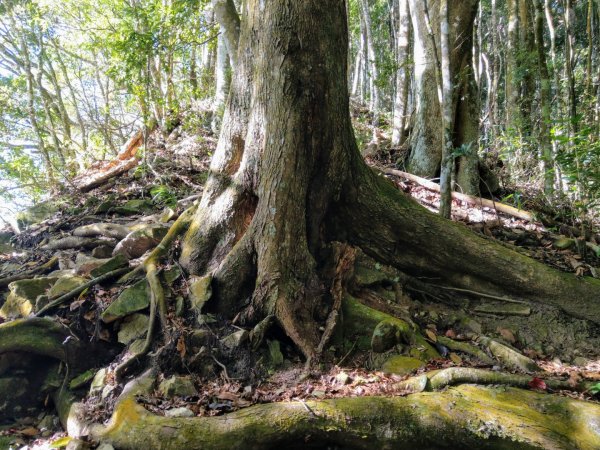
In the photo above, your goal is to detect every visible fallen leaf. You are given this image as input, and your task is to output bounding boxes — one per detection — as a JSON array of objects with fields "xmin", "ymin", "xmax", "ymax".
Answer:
[
  {"xmin": 18, "ymin": 426, "xmax": 39, "ymax": 436},
  {"xmin": 424, "ymin": 329, "xmax": 437, "ymax": 342},
  {"xmin": 528, "ymin": 377, "xmax": 547, "ymax": 391},
  {"xmin": 217, "ymin": 391, "xmax": 238, "ymax": 401},
  {"xmin": 177, "ymin": 336, "xmax": 186, "ymax": 358},
  {"xmin": 445, "ymin": 329, "xmax": 456, "ymax": 338},
  {"xmin": 497, "ymin": 327, "xmax": 516, "ymax": 344}
]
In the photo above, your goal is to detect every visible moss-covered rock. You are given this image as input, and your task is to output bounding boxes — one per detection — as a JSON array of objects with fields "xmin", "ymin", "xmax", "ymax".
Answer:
[
  {"xmin": 0, "ymin": 277, "xmax": 57, "ymax": 319},
  {"xmin": 48, "ymin": 276, "xmax": 89, "ymax": 299},
  {"xmin": 188, "ymin": 275, "xmax": 212, "ymax": 314},
  {"xmin": 117, "ymin": 314, "xmax": 149, "ymax": 345},
  {"xmin": 90, "ymin": 254, "xmax": 129, "ymax": 278},
  {"xmin": 101, "ymin": 280, "xmax": 149, "ymax": 323},
  {"xmin": 381, "ymin": 356, "xmax": 426, "ymax": 375},
  {"xmin": 113, "ymin": 225, "xmax": 169, "ymax": 259},
  {"xmin": 158, "ymin": 376, "xmax": 197, "ymax": 398}
]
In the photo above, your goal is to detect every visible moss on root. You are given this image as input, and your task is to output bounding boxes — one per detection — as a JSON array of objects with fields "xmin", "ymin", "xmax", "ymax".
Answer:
[{"xmin": 93, "ymin": 385, "xmax": 600, "ymax": 449}]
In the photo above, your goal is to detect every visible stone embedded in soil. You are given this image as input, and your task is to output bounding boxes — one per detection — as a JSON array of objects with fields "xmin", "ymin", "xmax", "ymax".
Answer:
[
  {"xmin": 165, "ymin": 407, "xmax": 195, "ymax": 418},
  {"xmin": 159, "ymin": 376, "xmax": 197, "ymax": 398},
  {"xmin": 189, "ymin": 330, "xmax": 211, "ymax": 350},
  {"xmin": 92, "ymin": 245, "xmax": 115, "ymax": 259},
  {"xmin": 89, "ymin": 368, "xmax": 108, "ymax": 396},
  {"xmin": 90, "ymin": 254, "xmax": 129, "ymax": 278},
  {"xmin": 47, "ymin": 275, "xmax": 89, "ymax": 298},
  {"xmin": 0, "ymin": 277, "xmax": 57, "ymax": 319},
  {"xmin": 381, "ymin": 356, "xmax": 426, "ymax": 376},
  {"xmin": 101, "ymin": 279, "xmax": 150, "ymax": 323},
  {"xmin": 221, "ymin": 330, "xmax": 249, "ymax": 350},
  {"xmin": 112, "ymin": 225, "xmax": 169, "ymax": 259},
  {"xmin": 118, "ymin": 313, "xmax": 150, "ymax": 345},
  {"xmin": 268, "ymin": 339, "xmax": 284, "ymax": 367},
  {"xmin": 188, "ymin": 275, "xmax": 212, "ymax": 314},
  {"xmin": 371, "ymin": 320, "xmax": 400, "ymax": 353}
]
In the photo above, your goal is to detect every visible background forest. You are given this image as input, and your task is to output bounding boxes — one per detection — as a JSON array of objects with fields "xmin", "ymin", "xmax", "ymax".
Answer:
[{"xmin": 1, "ymin": 0, "xmax": 599, "ymax": 223}]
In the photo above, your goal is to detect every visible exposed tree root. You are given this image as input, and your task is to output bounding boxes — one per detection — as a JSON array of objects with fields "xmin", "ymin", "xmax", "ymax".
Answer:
[
  {"xmin": 0, "ymin": 256, "xmax": 58, "ymax": 289},
  {"xmin": 424, "ymin": 367, "xmax": 595, "ymax": 392},
  {"xmin": 0, "ymin": 317, "xmax": 115, "ymax": 373},
  {"xmin": 436, "ymin": 336, "xmax": 496, "ymax": 365},
  {"xmin": 84, "ymin": 384, "xmax": 600, "ymax": 449},
  {"xmin": 36, "ymin": 267, "xmax": 131, "ymax": 317},
  {"xmin": 478, "ymin": 336, "xmax": 540, "ymax": 373},
  {"xmin": 114, "ymin": 204, "xmax": 197, "ymax": 380}
]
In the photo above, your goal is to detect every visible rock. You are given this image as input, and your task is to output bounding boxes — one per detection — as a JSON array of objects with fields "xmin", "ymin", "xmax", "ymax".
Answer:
[
  {"xmin": 90, "ymin": 254, "xmax": 129, "ymax": 278},
  {"xmin": 96, "ymin": 443, "xmax": 115, "ymax": 450},
  {"xmin": 66, "ymin": 438, "xmax": 91, "ymax": 450},
  {"xmin": 101, "ymin": 279, "xmax": 150, "ymax": 323},
  {"xmin": 163, "ymin": 266, "xmax": 183, "ymax": 285},
  {"xmin": 553, "ymin": 237, "xmax": 575, "ymax": 250},
  {"xmin": 73, "ymin": 223, "xmax": 130, "ymax": 240},
  {"xmin": 113, "ymin": 225, "xmax": 169, "ymax": 259},
  {"xmin": 0, "ymin": 277, "xmax": 57, "ymax": 319},
  {"xmin": 158, "ymin": 376, "xmax": 197, "ymax": 398},
  {"xmin": 69, "ymin": 370, "xmax": 95, "ymax": 390},
  {"xmin": 73, "ymin": 253, "xmax": 110, "ymax": 276},
  {"xmin": 37, "ymin": 414, "xmax": 58, "ymax": 431},
  {"xmin": 381, "ymin": 356, "xmax": 426, "ymax": 376},
  {"xmin": 189, "ymin": 330, "xmax": 211, "ymax": 350},
  {"xmin": 268, "ymin": 339, "xmax": 284, "ymax": 367},
  {"xmin": 353, "ymin": 266, "xmax": 388, "ymax": 286},
  {"xmin": 394, "ymin": 374, "xmax": 429, "ymax": 393},
  {"xmin": 89, "ymin": 368, "xmax": 108, "ymax": 396},
  {"xmin": 95, "ymin": 200, "xmax": 114, "ymax": 214},
  {"xmin": 335, "ymin": 372, "xmax": 351, "ymax": 385},
  {"xmin": 92, "ymin": 245, "xmax": 115, "ymax": 259},
  {"xmin": 118, "ymin": 314, "xmax": 149, "ymax": 345},
  {"xmin": 165, "ymin": 407, "xmax": 195, "ymax": 418},
  {"xmin": 459, "ymin": 317, "xmax": 482, "ymax": 334},
  {"xmin": 0, "ymin": 377, "xmax": 30, "ymax": 419},
  {"xmin": 188, "ymin": 275, "xmax": 212, "ymax": 313},
  {"xmin": 371, "ymin": 320, "xmax": 400, "ymax": 353},
  {"xmin": 129, "ymin": 339, "xmax": 146, "ymax": 354},
  {"xmin": 47, "ymin": 275, "xmax": 88, "ymax": 298},
  {"xmin": 113, "ymin": 198, "xmax": 153, "ymax": 216},
  {"xmin": 101, "ymin": 383, "xmax": 117, "ymax": 399},
  {"xmin": 221, "ymin": 330, "xmax": 249, "ymax": 350},
  {"xmin": 573, "ymin": 356, "xmax": 588, "ymax": 366}
]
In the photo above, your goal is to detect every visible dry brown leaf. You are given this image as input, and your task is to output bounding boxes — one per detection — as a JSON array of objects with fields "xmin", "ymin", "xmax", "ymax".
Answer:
[
  {"xmin": 19, "ymin": 427, "xmax": 39, "ymax": 436},
  {"xmin": 497, "ymin": 327, "xmax": 516, "ymax": 344},
  {"xmin": 177, "ymin": 336, "xmax": 187, "ymax": 358}
]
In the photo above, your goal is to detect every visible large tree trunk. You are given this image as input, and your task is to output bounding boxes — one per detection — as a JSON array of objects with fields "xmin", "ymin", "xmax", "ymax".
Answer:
[{"xmin": 181, "ymin": 0, "xmax": 600, "ymax": 364}]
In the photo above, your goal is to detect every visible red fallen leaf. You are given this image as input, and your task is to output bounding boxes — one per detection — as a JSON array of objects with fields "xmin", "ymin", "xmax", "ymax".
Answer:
[{"xmin": 528, "ymin": 377, "xmax": 547, "ymax": 390}]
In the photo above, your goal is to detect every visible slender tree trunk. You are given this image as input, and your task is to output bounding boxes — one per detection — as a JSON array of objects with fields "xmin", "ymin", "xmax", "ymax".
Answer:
[
  {"xmin": 534, "ymin": 0, "xmax": 554, "ymax": 195},
  {"xmin": 439, "ymin": 0, "xmax": 453, "ymax": 218},
  {"xmin": 506, "ymin": 0, "xmax": 520, "ymax": 134},
  {"xmin": 391, "ymin": 0, "xmax": 410, "ymax": 146},
  {"xmin": 359, "ymin": 0, "xmax": 380, "ymax": 133},
  {"xmin": 212, "ymin": 0, "xmax": 240, "ymax": 69},
  {"xmin": 211, "ymin": 33, "xmax": 230, "ymax": 134}
]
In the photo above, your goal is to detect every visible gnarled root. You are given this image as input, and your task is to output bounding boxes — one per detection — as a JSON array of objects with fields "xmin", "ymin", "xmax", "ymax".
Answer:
[{"xmin": 90, "ymin": 384, "xmax": 600, "ymax": 449}]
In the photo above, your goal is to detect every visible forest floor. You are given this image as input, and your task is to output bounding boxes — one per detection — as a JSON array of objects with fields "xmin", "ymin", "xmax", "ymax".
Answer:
[{"xmin": 1, "ymin": 111, "xmax": 600, "ymax": 449}]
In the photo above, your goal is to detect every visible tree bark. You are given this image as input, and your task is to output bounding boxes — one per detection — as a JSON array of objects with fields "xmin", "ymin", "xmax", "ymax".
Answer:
[
  {"xmin": 391, "ymin": 0, "xmax": 410, "ymax": 146},
  {"xmin": 407, "ymin": 0, "xmax": 480, "ymax": 195},
  {"xmin": 181, "ymin": 0, "xmax": 600, "ymax": 365}
]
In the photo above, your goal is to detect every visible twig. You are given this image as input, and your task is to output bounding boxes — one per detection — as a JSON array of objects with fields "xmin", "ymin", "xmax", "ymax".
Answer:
[
  {"xmin": 336, "ymin": 339, "xmax": 358, "ymax": 367},
  {"xmin": 430, "ymin": 285, "xmax": 529, "ymax": 304},
  {"xmin": 0, "ymin": 256, "xmax": 59, "ymax": 289},
  {"xmin": 211, "ymin": 355, "xmax": 230, "ymax": 381}
]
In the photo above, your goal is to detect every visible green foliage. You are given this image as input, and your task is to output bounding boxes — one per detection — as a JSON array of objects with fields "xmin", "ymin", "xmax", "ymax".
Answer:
[
  {"xmin": 590, "ymin": 382, "xmax": 600, "ymax": 396},
  {"xmin": 150, "ymin": 184, "xmax": 177, "ymax": 209}
]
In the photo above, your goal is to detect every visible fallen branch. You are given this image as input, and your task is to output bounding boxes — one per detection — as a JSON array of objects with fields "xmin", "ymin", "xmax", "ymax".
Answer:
[{"xmin": 383, "ymin": 168, "xmax": 536, "ymax": 222}]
